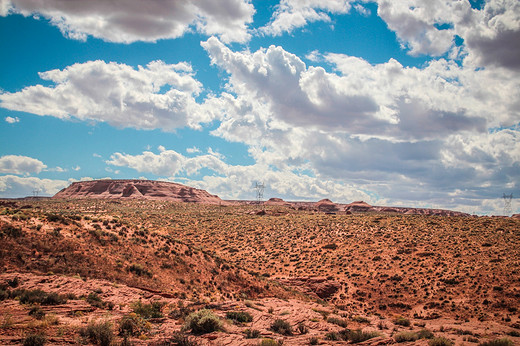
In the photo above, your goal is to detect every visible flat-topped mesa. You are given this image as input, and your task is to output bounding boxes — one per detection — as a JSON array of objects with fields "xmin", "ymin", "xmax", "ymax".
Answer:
[{"xmin": 53, "ymin": 179, "xmax": 223, "ymax": 204}]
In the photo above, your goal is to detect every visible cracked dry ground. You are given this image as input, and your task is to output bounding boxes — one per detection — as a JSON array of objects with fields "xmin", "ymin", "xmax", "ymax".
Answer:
[{"xmin": 0, "ymin": 199, "xmax": 519, "ymax": 345}]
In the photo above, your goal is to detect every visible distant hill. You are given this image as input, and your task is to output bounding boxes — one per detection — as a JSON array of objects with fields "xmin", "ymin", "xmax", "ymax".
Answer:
[{"xmin": 53, "ymin": 179, "xmax": 223, "ymax": 204}]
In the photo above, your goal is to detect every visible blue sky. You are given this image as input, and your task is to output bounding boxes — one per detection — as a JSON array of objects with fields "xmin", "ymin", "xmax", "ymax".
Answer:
[{"xmin": 0, "ymin": 0, "xmax": 519, "ymax": 215}]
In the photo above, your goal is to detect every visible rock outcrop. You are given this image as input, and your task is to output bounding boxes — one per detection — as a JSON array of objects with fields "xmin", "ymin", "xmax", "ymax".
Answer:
[
  {"xmin": 277, "ymin": 276, "xmax": 341, "ymax": 299},
  {"xmin": 53, "ymin": 179, "xmax": 223, "ymax": 204}
]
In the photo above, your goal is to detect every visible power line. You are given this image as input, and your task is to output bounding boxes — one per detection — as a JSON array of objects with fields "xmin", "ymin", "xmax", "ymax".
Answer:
[
  {"xmin": 503, "ymin": 193, "xmax": 513, "ymax": 216},
  {"xmin": 254, "ymin": 182, "xmax": 265, "ymax": 204}
]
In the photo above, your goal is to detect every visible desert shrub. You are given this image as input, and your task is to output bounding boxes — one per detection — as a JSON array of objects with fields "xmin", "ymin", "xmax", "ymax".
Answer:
[
  {"xmin": 342, "ymin": 329, "xmax": 380, "ymax": 343},
  {"xmin": 118, "ymin": 313, "xmax": 150, "ymax": 337},
  {"xmin": 46, "ymin": 214, "xmax": 68, "ymax": 224},
  {"xmin": 478, "ymin": 339, "xmax": 514, "ymax": 346},
  {"xmin": 0, "ymin": 287, "xmax": 8, "ymax": 301},
  {"xmin": 322, "ymin": 243, "xmax": 338, "ymax": 250},
  {"xmin": 86, "ymin": 292, "xmax": 107, "ymax": 309},
  {"xmin": 259, "ymin": 339, "xmax": 280, "ymax": 346},
  {"xmin": 7, "ymin": 277, "xmax": 19, "ymax": 288},
  {"xmin": 28, "ymin": 306, "xmax": 46, "ymax": 320},
  {"xmin": 394, "ymin": 331, "xmax": 418, "ymax": 342},
  {"xmin": 161, "ymin": 331, "xmax": 199, "ymax": 346},
  {"xmin": 17, "ymin": 289, "xmax": 66, "ymax": 305},
  {"xmin": 169, "ymin": 301, "xmax": 193, "ymax": 320},
  {"xmin": 327, "ymin": 316, "xmax": 348, "ymax": 328},
  {"xmin": 80, "ymin": 320, "xmax": 114, "ymax": 346},
  {"xmin": 417, "ymin": 329, "xmax": 435, "ymax": 339},
  {"xmin": 270, "ymin": 319, "xmax": 293, "ymax": 336},
  {"xmin": 297, "ymin": 322, "xmax": 308, "ymax": 334},
  {"xmin": 394, "ymin": 316, "xmax": 410, "ymax": 326},
  {"xmin": 127, "ymin": 263, "xmax": 152, "ymax": 278},
  {"xmin": 23, "ymin": 333, "xmax": 46, "ymax": 346},
  {"xmin": 1, "ymin": 224, "xmax": 23, "ymax": 238},
  {"xmin": 244, "ymin": 328, "xmax": 261, "ymax": 338},
  {"xmin": 351, "ymin": 315, "xmax": 370, "ymax": 323},
  {"xmin": 183, "ymin": 309, "xmax": 222, "ymax": 334},
  {"xmin": 131, "ymin": 300, "xmax": 164, "ymax": 319},
  {"xmin": 226, "ymin": 311, "xmax": 253, "ymax": 323},
  {"xmin": 325, "ymin": 332, "xmax": 340, "ymax": 340},
  {"xmin": 429, "ymin": 337, "xmax": 454, "ymax": 346},
  {"xmin": 309, "ymin": 336, "xmax": 319, "ymax": 345}
]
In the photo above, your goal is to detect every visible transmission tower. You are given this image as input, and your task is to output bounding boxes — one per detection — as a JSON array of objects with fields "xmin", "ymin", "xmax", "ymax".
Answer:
[
  {"xmin": 32, "ymin": 189, "xmax": 39, "ymax": 197},
  {"xmin": 254, "ymin": 182, "xmax": 265, "ymax": 204},
  {"xmin": 503, "ymin": 193, "xmax": 513, "ymax": 215}
]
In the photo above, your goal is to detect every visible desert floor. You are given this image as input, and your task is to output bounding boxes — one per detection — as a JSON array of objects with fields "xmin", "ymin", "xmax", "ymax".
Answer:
[{"xmin": 1, "ymin": 199, "xmax": 519, "ymax": 345}]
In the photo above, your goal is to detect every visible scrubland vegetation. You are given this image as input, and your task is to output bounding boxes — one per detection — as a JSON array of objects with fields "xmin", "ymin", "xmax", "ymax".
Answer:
[{"xmin": 0, "ymin": 199, "xmax": 518, "ymax": 344}]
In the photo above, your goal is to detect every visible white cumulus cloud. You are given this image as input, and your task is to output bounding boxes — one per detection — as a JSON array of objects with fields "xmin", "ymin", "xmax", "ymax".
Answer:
[
  {"xmin": 1, "ymin": 0, "xmax": 255, "ymax": 43},
  {"xmin": 0, "ymin": 175, "xmax": 69, "ymax": 198},
  {"xmin": 4, "ymin": 116, "xmax": 19, "ymax": 123},
  {"xmin": 0, "ymin": 60, "xmax": 223, "ymax": 131},
  {"xmin": 0, "ymin": 155, "xmax": 47, "ymax": 175}
]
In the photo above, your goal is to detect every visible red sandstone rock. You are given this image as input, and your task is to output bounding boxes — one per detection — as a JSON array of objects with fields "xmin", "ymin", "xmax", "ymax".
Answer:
[{"xmin": 53, "ymin": 179, "xmax": 223, "ymax": 204}]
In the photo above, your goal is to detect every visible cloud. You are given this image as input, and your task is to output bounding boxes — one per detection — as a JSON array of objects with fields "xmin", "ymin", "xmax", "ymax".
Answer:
[
  {"xmin": 0, "ymin": 60, "xmax": 223, "ymax": 131},
  {"xmin": 4, "ymin": 116, "xmax": 19, "ymax": 123},
  {"xmin": 0, "ymin": 155, "xmax": 47, "ymax": 175},
  {"xmin": 202, "ymin": 37, "xmax": 493, "ymax": 140},
  {"xmin": 0, "ymin": 175, "xmax": 69, "ymax": 197},
  {"xmin": 107, "ymin": 146, "xmax": 370, "ymax": 202},
  {"xmin": 1, "ymin": 0, "xmax": 255, "ymax": 43},
  {"xmin": 260, "ymin": 0, "xmax": 353, "ymax": 36},
  {"xmin": 199, "ymin": 37, "xmax": 519, "ymax": 214}
]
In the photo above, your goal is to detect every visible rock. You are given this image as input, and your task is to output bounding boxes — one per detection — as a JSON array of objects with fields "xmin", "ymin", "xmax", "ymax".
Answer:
[{"xmin": 53, "ymin": 179, "xmax": 223, "ymax": 204}]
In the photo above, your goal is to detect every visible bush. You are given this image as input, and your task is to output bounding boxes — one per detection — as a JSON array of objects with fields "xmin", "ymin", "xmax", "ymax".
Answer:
[
  {"xmin": 270, "ymin": 319, "xmax": 293, "ymax": 336},
  {"xmin": 164, "ymin": 331, "xmax": 199, "ymax": 346},
  {"xmin": 342, "ymin": 329, "xmax": 380, "ymax": 343},
  {"xmin": 23, "ymin": 333, "xmax": 46, "ymax": 346},
  {"xmin": 394, "ymin": 331, "xmax": 418, "ymax": 342},
  {"xmin": 1, "ymin": 224, "xmax": 23, "ymax": 238},
  {"xmin": 183, "ymin": 309, "xmax": 222, "ymax": 334},
  {"xmin": 226, "ymin": 311, "xmax": 253, "ymax": 323},
  {"xmin": 28, "ymin": 306, "xmax": 46, "ymax": 320},
  {"xmin": 244, "ymin": 329, "xmax": 261, "ymax": 338},
  {"xmin": 259, "ymin": 339, "xmax": 280, "ymax": 346},
  {"xmin": 127, "ymin": 264, "xmax": 152, "ymax": 278},
  {"xmin": 478, "ymin": 339, "xmax": 514, "ymax": 346},
  {"xmin": 80, "ymin": 320, "xmax": 114, "ymax": 346},
  {"xmin": 131, "ymin": 300, "xmax": 164, "ymax": 319},
  {"xmin": 119, "ymin": 313, "xmax": 150, "ymax": 337},
  {"xmin": 327, "ymin": 316, "xmax": 348, "ymax": 328},
  {"xmin": 297, "ymin": 322, "xmax": 308, "ymax": 334},
  {"xmin": 394, "ymin": 316, "xmax": 410, "ymax": 326},
  {"xmin": 309, "ymin": 336, "xmax": 319, "ymax": 345},
  {"xmin": 417, "ymin": 329, "xmax": 435, "ymax": 339},
  {"xmin": 429, "ymin": 337, "xmax": 454, "ymax": 346},
  {"xmin": 325, "ymin": 332, "xmax": 340, "ymax": 341},
  {"xmin": 17, "ymin": 289, "xmax": 66, "ymax": 305}
]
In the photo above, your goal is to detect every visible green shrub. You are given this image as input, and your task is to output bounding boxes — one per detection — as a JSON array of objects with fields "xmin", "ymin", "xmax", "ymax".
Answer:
[
  {"xmin": 80, "ymin": 320, "xmax": 114, "ymax": 346},
  {"xmin": 23, "ymin": 333, "xmax": 46, "ymax": 346},
  {"xmin": 17, "ymin": 289, "xmax": 66, "ymax": 305},
  {"xmin": 342, "ymin": 329, "xmax": 380, "ymax": 343},
  {"xmin": 394, "ymin": 316, "xmax": 410, "ymax": 326},
  {"xmin": 1, "ymin": 224, "xmax": 23, "ymax": 238},
  {"xmin": 127, "ymin": 264, "xmax": 152, "ymax": 277},
  {"xmin": 478, "ymin": 338, "xmax": 514, "ymax": 346},
  {"xmin": 270, "ymin": 319, "xmax": 293, "ymax": 336},
  {"xmin": 394, "ymin": 331, "xmax": 418, "ymax": 342},
  {"xmin": 327, "ymin": 316, "xmax": 348, "ymax": 328},
  {"xmin": 259, "ymin": 339, "xmax": 280, "ymax": 346},
  {"xmin": 28, "ymin": 306, "xmax": 46, "ymax": 320},
  {"xmin": 131, "ymin": 300, "xmax": 164, "ymax": 319},
  {"xmin": 119, "ymin": 313, "xmax": 150, "ymax": 337},
  {"xmin": 244, "ymin": 328, "xmax": 261, "ymax": 338},
  {"xmin": 226, "ymin": 311, "xmax": 253, "ymax": 323},
  {"xmin": 325, "ymin": 332, "xmax": 340, "ymax": 340},
  {"xmin": 429, "ymin": 337, "xmax": 454, "ymax": 346},
  {"xmin": 183, "ymin": 309, "xmax": 222, "ymax": 334},
  {"xmin": 417, "ymin": 329, "xmax": 435, "ymax": 339}
]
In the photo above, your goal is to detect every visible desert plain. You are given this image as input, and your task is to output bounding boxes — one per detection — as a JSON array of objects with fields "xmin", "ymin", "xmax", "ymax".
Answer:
[{"xmin": 0, "ymin": 182, "xmax": 519, "ymax": 345}]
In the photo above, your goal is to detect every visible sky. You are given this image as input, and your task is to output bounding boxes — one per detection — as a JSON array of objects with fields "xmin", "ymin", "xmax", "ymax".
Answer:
[{"xmin": 0, "ymin": 0, "xmax": 519, "ymax": 215}]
